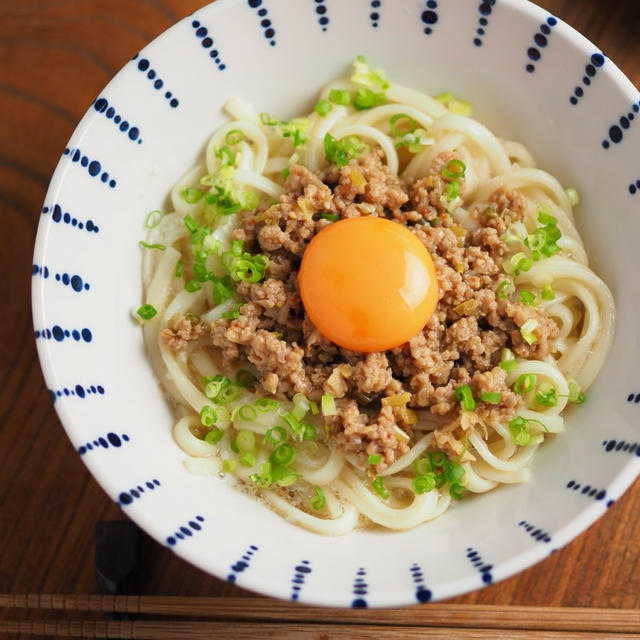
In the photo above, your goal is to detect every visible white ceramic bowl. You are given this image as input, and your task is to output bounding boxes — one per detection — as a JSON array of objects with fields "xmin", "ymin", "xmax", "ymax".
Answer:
[{"xmin": 32, "ymin": 0, "xmax": 640, "ymax": 606}]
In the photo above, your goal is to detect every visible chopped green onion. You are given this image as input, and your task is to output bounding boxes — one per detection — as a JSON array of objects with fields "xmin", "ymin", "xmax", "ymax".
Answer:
[
  {"xmin": 568, "ymin": 380, "xmax": 585, "ymax": 404},
  {"xmin": 200, "ymin": 405, "xmax": 217, "ymax": 427},
  {"xmin": 389, "ymin": 113, "xmax": 416, "ymax": 137},
  {"xmin": 535, "ymin": 382, "xmax": 558, "ymax": 407},
  {"xmin": 480, "ymin": 391, "xmax": 502, "ymax": 404},
  {"xmin": 254, "ymin": 397, "xmax": 280, "ymax": 413},
  {"xmin": 240, "ymin": 451, "xmax": 257, "ymax": 467},
  {"xmin": 436, "ymin": 92, "xmax": 472, "ymax": 116},
  {"xmin": 520, "ymin": 319, "xmax": 539, "ymax": 345},
  {"xmin": 235, "ymin": 369, "xmax": 254, "ymax": 387},
  {"xmin": 328, "ymin": 88, "xmax": 350, "ymax": 105},
  {"xmin": 138, "ymin": 241, "xmax": 165, "ymax": 251},
  {"xmin": 302, "ymin": 424, "xmax": 317, "ymax": 441},
  {"xmin": 181, "ymin": 187, "xmax": 203, "ymax": 204},
  {"xmin": 541, "ymin": 285, "xmax": 555, "ymax": 301},
  {"xmin": 444, "ymin": 180, "xmax": 460, "ymax": 200},
  {"xmin": 450, "ymin": 483, "xmax": 465, "ymax": 500},
  {"xmin": 314, "ymin": 99, "xmax": 332, "ymax": 116},
  {"xmin": 237, "ymin": 405, "xmax": 257, "ymax": 422},
  {"xmin": 203, "ymin": 375, "xmax": 229, "ymax": 400},
  {"xmin": 319, "ymin": 213, "xmax": 341, "ymax": 222},
  {"xmin": 453, "ymin": 384, "xmax": 476, "ymax": 411},
  {"xmin": 311, "ymin": 486, "xmax": 325, "ymax": 510},
  {"xmin": 265, "ymin": 426, "xmax": 287, "ymax": 445},
  {"xmin": 351, "ymin": 55, "xmax": 389, "ymax": 90},
  {"xmin": 353, "ymin": 87, "xmax": 385, "ymax": 110},
  {"xmin": 566, "ymin": 187, "xmax": 580, "ymax": 206},
  {"xmin": 513, "ymin": 373, "xmax": 536, "ymax": 394},
  {"xmin": 204, "ymin": 428, "xmax": 224, "ymax": 445},
  {"xmin": 429, "ymin": 451, "xmax": 446, "ymax": 467},
  {"xmin": 519, "ymin": 290, "xmax": 537, "ymax": 306},
  {"xmin": 144, "ymin": 209, "xmax": 164, "ymax": 228},
  {"xmin": 225, "ymin": 129, "xmax": 245, "ymax": 145},
  {"xmin": 174, "ymin": 259, "xmax": 184, "ymax": 278},
  {"xmin": 259, "ymin": 112, "xmax": 277, "ymax": 125},
  {"xmin": 275, "ymin": 470, "xmax": 300, "ymax": 487},
  {"xmin": 222, "ymin": 459, "xmax": 236, "ymax": 473},
  {"xmin": 217, "ymin": 384, "xmax": 239, "ymax": 404},
  {"xmin": 281, "ymin": 167, "xmax": 290, "ymax": 180},
  {"xmin": 215, "ymin": 145, "xmax": 234, "ymax": 166},
  {"xmin": 413, "ymin": 457, "xmax": 432, "ymax": 475},
  {"xmin": 309, "ymin": 401, "xmax": 319, "ymax": 416},
  {"xmin": 136, "ymin": 304, "xmax": 157, "ymax": 321},
  {"xmin": 271, "ymin": 443, "xmax": 294, "ymax": 465},
  {"xmin": 184, "ymin": 279, "xmax": 201, "ymax": 292},
  {"xmin": 442, "ymin": 159, "xmax": 466, "ymax": 180},
  {"xmin": 222, "ymin": 303, "xmax": 242, "ymax": 320},
  {"xmin": 235, "ymin": 430, "xmax": 256, "ymax": 452},
  {"xmin": 508, "ymin": 416, "xmax": 530, "ymax": 446},
  {"xmin": 537, "ymin": 205, "xmax": 557, "ymax": 227},
  {"xmin": 496, "ymin": 280, "xmax": 512, "ymax": 300},
  {"xmin": 367, "ymin": 454, "xmax": 381, "ymax": 465},
  {"xmin": 282, "ymin": 412, "xmax": 304, "ymax": 439},
  {"xmin": 442, "ymin": 460, "xmax": 465, "ymax": 485},
  {"xmin": 321, "ymin": 394, "xmax": 337, "ymax": 416},
  {"xmin": 372, "ymin": 476, "xmax": 389, "ymax": 499},
  {"xmin": 412, "ymin": 473, "xmax": 436, "ymax": 494},
  {"xmin": 183, "ymin": 214, "xmax": 199, "ymax": 233},
  {"xmin": 323, "ymin": 132, "xmax": 369, "ymax": 168}
]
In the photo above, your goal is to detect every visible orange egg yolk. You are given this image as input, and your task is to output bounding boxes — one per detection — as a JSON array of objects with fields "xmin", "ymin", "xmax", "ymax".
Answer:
[{"xmin": 298, "ymin": 217, "xmax": 438, "ymax": 353}]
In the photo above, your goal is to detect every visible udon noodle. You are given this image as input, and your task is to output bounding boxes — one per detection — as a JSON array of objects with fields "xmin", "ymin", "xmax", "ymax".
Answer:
[{"xmin": 138, "ymin": 59, "xmax": 614, "ymax": 534}]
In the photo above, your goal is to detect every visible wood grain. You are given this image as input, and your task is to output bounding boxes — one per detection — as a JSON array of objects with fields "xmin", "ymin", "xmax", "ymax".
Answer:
[{"xmin": 0, "ymin": 1, "xmax": 639, "ymax": 638}]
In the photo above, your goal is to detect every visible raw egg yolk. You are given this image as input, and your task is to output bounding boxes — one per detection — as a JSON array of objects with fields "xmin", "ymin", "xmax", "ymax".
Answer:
[{"xmin": 298, "ymin": 217, "xmax": 438, "ymax": 353}]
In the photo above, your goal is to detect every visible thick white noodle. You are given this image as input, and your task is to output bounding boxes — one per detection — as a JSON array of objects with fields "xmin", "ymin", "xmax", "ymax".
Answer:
[{"xmin": 141, "ymin": 69, "xmax": 614, "ymax": 535}]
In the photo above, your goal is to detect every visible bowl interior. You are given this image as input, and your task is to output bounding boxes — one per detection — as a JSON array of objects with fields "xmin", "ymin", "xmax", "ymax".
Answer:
[{"xmin": 32, "ymin": 0, "xmax": 640, "ymax": 606}]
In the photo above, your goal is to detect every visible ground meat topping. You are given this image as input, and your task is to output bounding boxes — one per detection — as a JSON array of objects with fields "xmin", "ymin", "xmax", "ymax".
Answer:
[
  {"xmin": 161, "ymin": 315, "xmax": 208, "ymax": 351},
  {"xmin": 207, "ymin": 151, "xmax": 559, "ymax": 469}
]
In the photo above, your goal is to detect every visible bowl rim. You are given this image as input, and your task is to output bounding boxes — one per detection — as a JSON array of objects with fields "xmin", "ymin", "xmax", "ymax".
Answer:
[{"xmin": 31, "ymin": 0, "xmax": 640, "ymax": 606}]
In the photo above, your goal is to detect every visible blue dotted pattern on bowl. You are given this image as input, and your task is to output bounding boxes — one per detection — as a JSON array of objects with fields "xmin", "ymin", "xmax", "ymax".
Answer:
[
  {"xmin": 466, "ymin": 548, "xmax": 493, "ymax": 584},
  {"xmin": 473, "ymin": 0, "xmax": 496, "ymax": 47},
  {"xmin": 246, "ymin": 0, "xmax": 276, "ymax": 46},
  {"xmin": 351, "ymin": 567, "xmax": 368, "ymax": 608},
  {"xmin": 93, "ymin": 97, "xmax": 142, "ymax": 143},
  {"xmin": 603, "ymin": 439, "xmax": 640, "ymax": 456},
  {"xmin": 62, "ymin": 146, "xmax": 117, "ymax": 188},
  {"xmin": 49, "ymin": 383, "xmax": 105, "ymax": 404},
  {"xmin": 166, "ymin": 515, "xmax": 206, "ymax": 546},
  {"xmin": 369, "ymin": 0, "xmax": 380, "ymax": 28},
  {"xmin": 290, "ymin": 560, "xmax": 311, "ymax": 600},
  {"xmin": 132, "ymin": 54, "xmax": 180, "ymax": 107},
  {"xmin": 118, "ymin": 479, "xmax": 161, "ymax": 506},
  {"xmin": 190, "ymin": 20, "xmax": 227, "ymax": 70},
  {"xmin": 420, "ymin": 0, "xmax": 438, "ymax": 35},
  {"xmin": 32, "ymin": 264, "xmax": 90, "ymax": 292},
  {"xmin": 312, "ymin": 0, "xmax": 329, "ymax": 31},
  {"xmin": 35, "ymin": 326, "xmax": 92, "ymax": 343},
  {"xmin": 525, "ymin": 16, "xmax": 557, "ymax": 73},
  {"xmin": 41, "ymin": 204, "xmax": 100, "ymax": 233},
  {"xmin": 602, "ymin": 100, "xmax": 640, "ymax": 149},
  {"xmin": 78, "ymin": 431, "xmax": 130, "ymax": 455},
  {"xmin": 566, "ymin": 479, "xmax": 608, "ymax": 505},
  {"xmin": 409, "ymin": 563, "xmax": 432, "ymax": 603},
  {"xmin": 227, "ymin": 544, "xmax": 259, "ymax": 582},
  {"xmin": 569, "ymin": 53, "xmax": 605, "ymax": 105},
  {"xmin": 518, "ymin": 520, "xmax": 552, "ymax": 544}
]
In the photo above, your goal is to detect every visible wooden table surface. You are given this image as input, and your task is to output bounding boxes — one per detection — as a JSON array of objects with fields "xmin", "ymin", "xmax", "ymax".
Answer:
[{"xmin": 1, "ymin": 0, "xmax": 640, "ymax": 635}]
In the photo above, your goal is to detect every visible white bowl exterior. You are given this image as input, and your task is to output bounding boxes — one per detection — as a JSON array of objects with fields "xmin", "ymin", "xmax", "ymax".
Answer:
[{"xmin": 32, "ymin": 0, "xmax": 640, "ymax": 606}]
